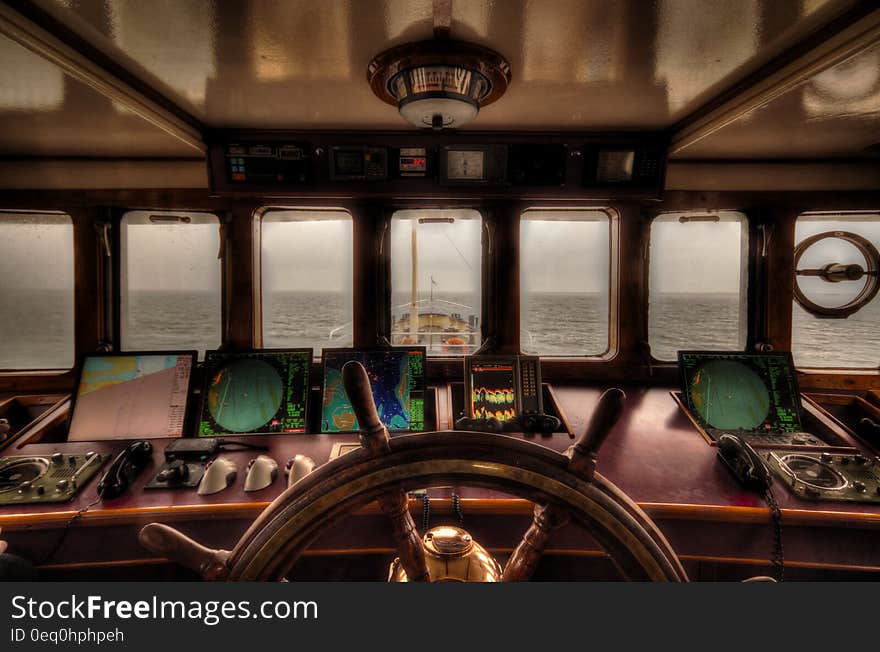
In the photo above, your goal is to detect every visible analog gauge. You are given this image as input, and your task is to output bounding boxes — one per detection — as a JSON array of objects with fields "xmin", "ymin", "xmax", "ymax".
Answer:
[{"xmin": 447, "ymin": 150, "xmax": 485, "ymax": 180}]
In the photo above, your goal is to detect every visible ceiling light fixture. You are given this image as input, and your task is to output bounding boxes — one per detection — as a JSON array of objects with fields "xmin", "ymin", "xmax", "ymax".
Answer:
[{"xmin": 367, "ymin": 40, "xmax": 511, "ymax": 130}]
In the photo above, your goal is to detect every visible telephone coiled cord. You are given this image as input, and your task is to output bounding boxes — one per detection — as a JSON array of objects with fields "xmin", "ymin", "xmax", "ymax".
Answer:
[{"xmin": 763, "ymin": 487, "xmax": 784, "ymax": 582}]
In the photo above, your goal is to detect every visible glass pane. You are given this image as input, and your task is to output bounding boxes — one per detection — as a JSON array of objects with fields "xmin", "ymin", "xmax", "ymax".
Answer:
[
  {"xmin": 121, "ymin": 211, "xmax": 221, "ymax": 355},
  {"xmin": 391, "ymin": 210, "xmax": 481, "ymax": 356},
  {"xmin": 793, "ymin": 213, "xmax": 880, "ymax": 368},
  {"xmin": 0, "ymin": 212, "xmax": 74, "ymax": 370},
  {"xmin": 649, "ymin": 211, "xmax": 748, "ymax": 360},
  {"xmin": 520, "ymin": 210, "xmax": 611, "ymax": 356},
  {"xmin": 261, "ymin": 210, "xmax": 353, "ymax": 351}
]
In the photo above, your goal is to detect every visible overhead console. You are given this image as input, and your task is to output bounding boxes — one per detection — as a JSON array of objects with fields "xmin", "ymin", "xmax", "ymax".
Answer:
[{"xmin": 207, "ymin": 132, "xmax": 667, "ymax": 198}]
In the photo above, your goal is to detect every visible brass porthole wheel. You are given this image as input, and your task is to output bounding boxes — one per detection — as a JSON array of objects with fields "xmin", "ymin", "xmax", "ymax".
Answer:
[{"xmin": 793, "ymin": 230, "xmax": 880, "ymax": 318}]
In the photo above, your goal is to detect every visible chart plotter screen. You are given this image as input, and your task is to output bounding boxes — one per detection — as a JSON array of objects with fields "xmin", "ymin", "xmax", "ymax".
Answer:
[
  {"xmin": 467, "ymin": 358, "xmax": 519, "ymax": 422},
  {"xmin": 198, "ymin": 349, "xmax": 312, "ymax": 436},
  {"xmin": 67, "ymin": 352, "xmax": 195, "ymax": 441},
  {"xmin": 321, "ymin": 348, "xmax": 426, "ymax": 433},
  {"xmin": 678, "ymin": 351, "xmax": 803, "ymax": 433}
]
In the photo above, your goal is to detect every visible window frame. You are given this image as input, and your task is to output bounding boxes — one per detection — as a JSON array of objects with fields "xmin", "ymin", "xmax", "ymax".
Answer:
[
  {"xmin": 518, "ymin": 206, "xmax": 619, "ymax": 360},
  {"xmin": 647, "ymin": 210, "xmax": 751, "ymax": 363},
  {"xmin": 254, "ymin": 206, "xmax": 354, "ymax": 354},
  {"xmin": 0, "ymin": 209, "xmax": 76, "ymax": 373},
  {"xmin": 116, "ymin": 209, "xmax": 224, "ymax": 357},
  {"xmin": 385, "ymin": 207, "xmax": 486, "ymax": 358},
  {"xmin": 791, "ymin": 210, "xmax": 880, "ymax": 371}
]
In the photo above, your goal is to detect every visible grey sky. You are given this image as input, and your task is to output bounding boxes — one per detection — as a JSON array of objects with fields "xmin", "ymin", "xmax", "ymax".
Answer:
[
  {"xmin": 123, "ymin": 220, "xmax": 221, "ymax": 292},
  {"xmin": 391, "ymin": 210, "xmax": 482, "ymax": 297},
  {"xmin": 4, "ymin": 211, "xmax": 878, "ymax": 301},
  {"xmin": 0, "ymin": 214, "xmax": 73, "ymax": 290},
  {"xmin": 521, "ymin": 211, "xmax": 610, "ymax": 293},
  {"xmin": 262, "ymin": 214, "xmax": 352, "ymax": 293},
  {"xmin": 650, "ymin": 214, "xmax": 746, "ymax": 294}
]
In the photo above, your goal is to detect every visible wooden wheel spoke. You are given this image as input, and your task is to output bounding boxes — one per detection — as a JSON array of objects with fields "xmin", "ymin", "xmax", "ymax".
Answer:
[
  {"xmin": 502, "ymin": 388, "xmax": 626, "ymax": 582},
  {"xmin": 342, "ymin": 361, "xmax": 430, "ymax": 581}
]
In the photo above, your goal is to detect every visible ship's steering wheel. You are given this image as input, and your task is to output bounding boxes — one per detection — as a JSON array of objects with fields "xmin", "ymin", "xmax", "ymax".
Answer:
[{"xmin": 140, "ymin": 363, "xmax": 687, "ymax": 582}]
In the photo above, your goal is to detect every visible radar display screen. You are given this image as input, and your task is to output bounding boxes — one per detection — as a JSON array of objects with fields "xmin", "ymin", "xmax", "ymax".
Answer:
[
  {"xmin": 466, "ymin": 357, "xmax": 519, "ymax": 423},
  {"xmin": 68, "ymin": 352, "xmax": 195, "ymax": 441},
  {"xmin": 679, "ymin": 351, "xmax": 803, "ymax": 433},
  {"xmin": 321, "ymin": 348, "xmax": 426, "ymax": 433},
  {"xmin": 198, "ymin": 349, "xmax": 312, "ymax": 436}
]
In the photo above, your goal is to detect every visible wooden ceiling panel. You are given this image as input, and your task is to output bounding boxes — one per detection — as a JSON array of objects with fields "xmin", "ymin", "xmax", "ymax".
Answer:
[
  {"xmin": 23, "ymin": 0, "xmax": 860, "ymax": 132},
  {"xmin": 673, "ymin": 39, "xmax": 880, "ymax": 158},
  {"xmin": 0, "ymin": 33, "xmax": 199, "ymax": 156}
]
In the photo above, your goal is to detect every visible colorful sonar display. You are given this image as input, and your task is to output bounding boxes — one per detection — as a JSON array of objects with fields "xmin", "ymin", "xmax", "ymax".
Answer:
[
  {"xmin": 467, "ymin": 358, "xmax": 519, "ymax": 422},
  {"xmin": 321, "ymin": 348, "xmax": 426, "ymax": 433},
  {"xmin": 679, "ymin": 351, "xmax": 803, "ymax": 433},
  {"xmin": 68, "ymin": 352, "xmax": 195, "ymax": 441},
  {"xmin": 198, "ymin": 349, "xmax": 312, "ymax": 436}
]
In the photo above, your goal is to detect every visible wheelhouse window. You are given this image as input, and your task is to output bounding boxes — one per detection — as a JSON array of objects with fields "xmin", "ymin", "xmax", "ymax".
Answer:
[
  {"xmin": 792, "ymin": 212, "xmax": 880, "ymax": 368},
  {"xmin": 260, "ymin": 209, "xmax": 353, "ymax": 351},
  {"xmin": 390, "ymin": 210, "xmax": 482, "ymax": 356},
  {"xmin": 649, "ymin": 211, "xmax": 748, "ymax": 360},
  {"xmin": 120, "ymin": 211, "xmax": 221, "ymax": 355},
  {"xmin": 0, "ymin": 211, "xmax": 74, "ymax": 370},
  {"xmin": 520, "ymin": 209, "xmax": 612, "ymax": 356}
]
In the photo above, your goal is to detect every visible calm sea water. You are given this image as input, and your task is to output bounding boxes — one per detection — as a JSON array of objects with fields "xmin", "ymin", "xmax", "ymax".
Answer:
[{"xmin": 1, "ymin": 289, "xmax": 877, "ymax": 369}]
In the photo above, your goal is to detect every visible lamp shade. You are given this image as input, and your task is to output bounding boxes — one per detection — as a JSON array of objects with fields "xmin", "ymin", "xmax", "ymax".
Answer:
[{"xmin": 367, "ymin": 40, "xmax": 511, "ymax": 130}]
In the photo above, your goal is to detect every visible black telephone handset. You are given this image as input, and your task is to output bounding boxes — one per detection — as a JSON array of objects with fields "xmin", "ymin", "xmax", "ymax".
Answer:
[
  {"xmin": 97, "ymin": 440, "xmax": 153, "ymax": 500},
  {"xmin": 717, "ymin": 433, "xmax": 773, "ymax": 493}
]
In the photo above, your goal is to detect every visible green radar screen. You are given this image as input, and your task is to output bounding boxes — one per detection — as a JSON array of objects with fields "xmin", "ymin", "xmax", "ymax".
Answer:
[
  {"xmin": 198, "ymin": 350, "xmax": 312, "ymax": 436},
  {"xmin": 679, "ymin": 351, "xmax": 803, "ymax": 433},
  {"xmin": 689, "ymin": 360, "xmax": 769, "ymax": 429}
]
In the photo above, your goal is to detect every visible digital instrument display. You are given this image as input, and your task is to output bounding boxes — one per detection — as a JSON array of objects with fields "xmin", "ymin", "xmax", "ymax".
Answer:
[
  {"xmin": 225, "ymin": 142, "xmax": 310, "ymax": 185},
  {"xmin": 399, "ymin": 147, "xmax": 428, "ymax": 177},
  {"xmin": 679, "ymin": 351, "xmax": 803, "ymax": 433},
  {"xmin": 447, "ymin": 149, "xmax": 485, "ymax": 180},
  {"xmin": 595, "ymin": 150, "xmax": 635, "ymax": 183},
  {"xmin": 467, "ymin": 359, "xmax": 518, "ymax": 422},
  {"xmin": 67, "ymin": 352, "xmax": 195, "ymax": 441},
  {"xmin": 334, "ymin": 150, "xmax": 364, "ymax": 176},
  {"xmin": 321, "ymin": 348, "xmax": 426, "ymax": 433},
  {"xmin": 330, "ymin": 146, "xmax": 388, "ymax": 180},
  {"xmin": 198, "ymin": 349, "xmax": 312, "ymax": 437}
]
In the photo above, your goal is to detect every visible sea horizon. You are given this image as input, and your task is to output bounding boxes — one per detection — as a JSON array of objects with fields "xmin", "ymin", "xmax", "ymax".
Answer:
[{"xmin": 1, "ymin": 288, "xmax": 876, "ymax": 369}]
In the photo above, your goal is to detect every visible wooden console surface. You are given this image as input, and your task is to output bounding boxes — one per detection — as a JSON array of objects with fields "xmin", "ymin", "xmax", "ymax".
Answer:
[{"xmin": 3, "ymin": 385, "xmax": 880, "ymax": 574}]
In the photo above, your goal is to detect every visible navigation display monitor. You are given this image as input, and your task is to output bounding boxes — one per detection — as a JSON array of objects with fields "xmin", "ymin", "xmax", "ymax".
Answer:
[
  {"xmin": 67, "ymin": 352, "xmax": 195, "ymax": 441},
  {"xmin": 678, "ymin": 351, "xmax": 803, "ymax": 433},
  {"xmin": 466, "ymin": 357, "xmax": 519, "ymax": 423},
  {"xmin": 198, "ymin": 349, "xmax": 312, "ymax": 437},
  {"xmin": 321, "ymin": 348, "xmax": 426, "ymax": 433}
]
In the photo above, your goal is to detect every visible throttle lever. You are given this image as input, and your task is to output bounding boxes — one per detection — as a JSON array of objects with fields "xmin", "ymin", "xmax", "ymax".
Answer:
[{"xmin": 567, "ymin": 388, "xmax": 626, "ymax": 481}]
